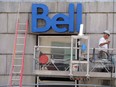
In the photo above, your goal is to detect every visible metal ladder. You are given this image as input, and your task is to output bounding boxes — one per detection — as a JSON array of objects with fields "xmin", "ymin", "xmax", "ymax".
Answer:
[{"xmin": 9, "ymin": 19, "xmax": 28, "ymax": 87}]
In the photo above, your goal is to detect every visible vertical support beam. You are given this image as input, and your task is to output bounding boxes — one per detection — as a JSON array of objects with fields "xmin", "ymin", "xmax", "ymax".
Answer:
[
  {"xmin": 70, "ymin": 37, "xmax": 73, "ymax": 75},
  {"xmin": 77, "ymin": 39, "xmax": 80, "ymax": 60},
  {"xmin": 75, "ymin": 39, "xmax": 77, "ymax": 60},
  {"xmin": 33, "ymin": 46, "xmax": 36, "ymax": 72},
  {"xmin": 35, "ymin": 35, "xmax": 38, "ymax": 87},
  {"xmin": 38, "ymin": 36, "xmax": 40, "ymax": 70},
  {"xmin": 86, "ymin": 37, "xmax": 90, "ymax": 77},
  {"xmin": 37, "ymin": 76, "xmax": 39, "ymax": 87},
  {"xmin": 115, "ymin": 57, "xmax": 116, "ymax": 78},
  {"xmin": 75, "ymin": 80, "xmax": 77, "ymax": 87}
]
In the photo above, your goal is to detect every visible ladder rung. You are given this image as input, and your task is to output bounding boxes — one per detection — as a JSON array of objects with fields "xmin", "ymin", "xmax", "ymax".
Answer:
[
  {"xmin": 14, "ymin": 65, "xmax": 21, "ymax": 67},
  {"xmin": 16, "ymin": 51, "xmax": 23, "ymax": 53},
  {"xmin": 17, "ymin": 36, "xmax": 24, "ymax": 38},
  {"xmin": 18, "ymin": 30, "xmax": 25, "ymax": 31},
  {"xmin": 19, "ymin": 23, "xmax": 26, "ymax": 25},
  {"xmin": 15, "ymin": 58, "xmax": 22, "ymax": 59},
  {"xmin": 16, "ymin": 44, "xmax": 24, "ymax": 45},
  {"xmin": 12, "ymin": 79, "xmax": 20, "ymax": 81},
  {"xmin": 13, "ymin": 72, "xmax": 20, "ymax": 74}
]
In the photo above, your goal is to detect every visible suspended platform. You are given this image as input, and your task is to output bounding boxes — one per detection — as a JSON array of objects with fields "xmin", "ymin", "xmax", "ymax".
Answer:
[
  {"xmin": 33, "ymin": 36, "xmax": 116, "ymax": 79},
  {"xmin": 34, "ymin": 70, "xmax": 115, "ymax": 78}
]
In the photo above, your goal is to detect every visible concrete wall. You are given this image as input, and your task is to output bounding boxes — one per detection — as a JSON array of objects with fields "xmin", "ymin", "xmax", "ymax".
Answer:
[
  {"xmin": 0, "ymin": 0, "xmax": 115, "ymax": 2},
  {"xmin": 0, "ymin": 1, "xmax": 116, "ymax": 86}
]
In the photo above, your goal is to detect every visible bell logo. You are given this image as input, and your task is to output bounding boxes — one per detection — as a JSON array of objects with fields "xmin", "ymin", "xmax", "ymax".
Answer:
[{"xmin": 32, "ymin": 3, "xmax": 82, "ymax": 33}]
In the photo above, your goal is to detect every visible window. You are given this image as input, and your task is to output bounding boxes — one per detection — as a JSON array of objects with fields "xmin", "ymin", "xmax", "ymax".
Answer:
[{"xmin": 51, "ymin": 42, "xmax": 71, "ymax": 60}]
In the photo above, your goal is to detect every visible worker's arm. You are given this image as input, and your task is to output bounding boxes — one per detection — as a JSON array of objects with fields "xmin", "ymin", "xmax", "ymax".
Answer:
[{"xmin": 99, "ymin": 41, "xmax": 110, "ymax": 47}]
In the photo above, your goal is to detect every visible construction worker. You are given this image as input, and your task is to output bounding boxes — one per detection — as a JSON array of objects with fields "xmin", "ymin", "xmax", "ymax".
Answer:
[{"xmin": 98, "ymin": 30, "xmax": 110, "ymax": 59}]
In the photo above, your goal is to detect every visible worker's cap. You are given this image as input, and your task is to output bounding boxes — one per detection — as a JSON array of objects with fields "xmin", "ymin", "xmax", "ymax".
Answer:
[{"xmin": 103, "ymin": 30, "xmax": 110, "ymax": 36}]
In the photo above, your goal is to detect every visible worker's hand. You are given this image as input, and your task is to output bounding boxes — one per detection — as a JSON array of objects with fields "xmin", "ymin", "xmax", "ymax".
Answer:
[{"xmin": 107, "ymin": 41, "xmax": 110, "ymax": 44}]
